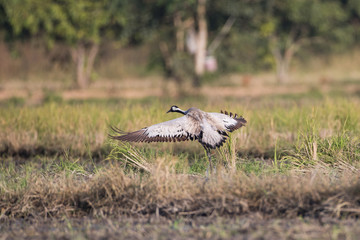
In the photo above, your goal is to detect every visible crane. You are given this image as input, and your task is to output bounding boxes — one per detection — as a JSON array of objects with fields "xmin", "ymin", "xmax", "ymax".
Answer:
[{"xmin": 110, "ymin": 105, "xmax": 246, "ymax": 174}]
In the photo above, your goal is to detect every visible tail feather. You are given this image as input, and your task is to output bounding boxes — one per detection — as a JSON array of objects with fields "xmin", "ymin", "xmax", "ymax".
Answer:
[{"xmin": 220, "ymin": 109, "xmax": 247, "ymax": 131}]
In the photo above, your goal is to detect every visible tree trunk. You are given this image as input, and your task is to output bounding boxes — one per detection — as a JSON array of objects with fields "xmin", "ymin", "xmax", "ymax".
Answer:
[
  {"xmin": 194, "ymin": 0, "xmax": 207, "ymax": 87},
  {"xmin": 276, "ymin": 58, "xmax": 288, "ymax": 84},
  {"xmin": 74, "ymin": 43, "xmax": 87, "ymax": 88},
  {"xmin": 208, "ymin": 15, "xmax": 236, "ymax": 54},
  {"xmin": 71, "ymin": 42, "xmax": 99, "ymax": 89},
  {"xmin": 271, "ymin": 42, "xmax": 296, "ymax": 84},
  {"xmin": 159, "ymin": 41, "xmax": 185, "ymax": 95},
  {"xmin": 85, "ymin": 43, "xmax": 99, "ymax": 85}
]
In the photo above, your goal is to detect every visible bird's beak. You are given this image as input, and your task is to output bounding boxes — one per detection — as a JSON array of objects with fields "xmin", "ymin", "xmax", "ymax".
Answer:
[{"xmin": 166, "ymin": 110, "xmax": 171, "ymax": 113}]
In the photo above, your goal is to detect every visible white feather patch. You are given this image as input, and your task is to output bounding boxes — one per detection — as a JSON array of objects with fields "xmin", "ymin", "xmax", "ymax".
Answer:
[
  {"xmin": 207, "ymin": 112, "xmax": 238, "ymax": 131},
  {"xmin": 144, "ymin": 116, "xmax": 189, "ymax": 138},
  {"xmin": 200, "ymin": 121, "xmax": 224, "ymax": 147}
]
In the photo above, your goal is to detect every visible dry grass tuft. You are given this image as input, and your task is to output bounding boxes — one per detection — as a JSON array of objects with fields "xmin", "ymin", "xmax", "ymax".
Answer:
[{"xmin": 1, "ymin": 163, "xmax": 359, "ymax": 220}]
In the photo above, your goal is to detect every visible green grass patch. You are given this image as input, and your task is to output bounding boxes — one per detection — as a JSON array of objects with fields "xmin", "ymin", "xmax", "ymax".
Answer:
[{"xmin": 0, "ymin": 92, "xmax": 359, "ymax": 176}]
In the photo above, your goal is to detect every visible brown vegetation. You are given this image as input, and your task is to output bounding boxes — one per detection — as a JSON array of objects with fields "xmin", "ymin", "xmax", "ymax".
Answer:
[
  {"xmin": 1, "ymin": 164, "xmax": 359, "ymax": 220},
  {"xmin": 1, "ymin": 82, "xmax": 360, "ymax": 238}
]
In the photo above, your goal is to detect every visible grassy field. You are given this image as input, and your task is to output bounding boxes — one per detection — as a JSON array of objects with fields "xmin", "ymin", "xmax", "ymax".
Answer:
[{"xmin": 1, "ymin": 87, "xmax": 360, "ymax": 239}]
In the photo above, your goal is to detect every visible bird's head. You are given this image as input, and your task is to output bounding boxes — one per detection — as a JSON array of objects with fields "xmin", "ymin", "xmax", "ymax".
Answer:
[
  {"xmin": 167, "ymin": 105, "xmax": 180, "ymax": 113},
  {"xmin": 167, "ymin": 105, "xmax": 186, "ymax": 115}
]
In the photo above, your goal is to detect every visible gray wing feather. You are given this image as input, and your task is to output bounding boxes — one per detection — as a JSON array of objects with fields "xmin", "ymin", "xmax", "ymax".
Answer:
[
  {"xmin": 110, "ymin": 116, "xmax": 196, "ymax": 143},
  {"xmin": 199, "ymin": 120, "xmax": 227, "ymax": 149},
  {"xmin": 208, "ymin": 112, "xmax": 246, "ymax": 132},
  {"xmin": 197, "ymin": 111, "xmax": 246, "ymax": 148}
]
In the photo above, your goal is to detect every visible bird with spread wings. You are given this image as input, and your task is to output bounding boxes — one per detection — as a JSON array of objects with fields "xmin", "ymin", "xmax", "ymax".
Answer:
[{"xmin": 110, "ymin": 105, "xmax": 246, "ymax": 174}]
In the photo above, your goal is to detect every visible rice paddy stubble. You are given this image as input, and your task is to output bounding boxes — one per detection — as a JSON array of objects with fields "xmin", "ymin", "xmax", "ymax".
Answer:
[{"xmin": 0, "ymin": 93, "xmax": 360, "ymax": 238}]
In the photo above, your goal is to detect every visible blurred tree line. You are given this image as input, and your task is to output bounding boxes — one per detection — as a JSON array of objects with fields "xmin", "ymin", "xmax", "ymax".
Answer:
[{"xmin": 0, "ymin": 0, "xmax": 359, "ymax": 88}]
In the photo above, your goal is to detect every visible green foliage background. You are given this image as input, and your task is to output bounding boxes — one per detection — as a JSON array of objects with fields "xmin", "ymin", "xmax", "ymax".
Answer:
[{"xmin": 1, "ymin": 0, "xmax": 359, "ymax": 76}]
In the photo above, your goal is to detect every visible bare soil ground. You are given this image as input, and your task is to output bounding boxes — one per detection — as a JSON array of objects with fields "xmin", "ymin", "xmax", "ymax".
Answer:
[
  {"xmin": 2, "ymin": 215, "xmax": 360, "ymax": 240},
  {"xmin": 1, "ymin": 75, "xmax": 360, "ymax": 104}
]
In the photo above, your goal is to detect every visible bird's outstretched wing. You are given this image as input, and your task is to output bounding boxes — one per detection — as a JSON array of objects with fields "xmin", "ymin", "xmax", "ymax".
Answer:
[
  {"xmin": 198, "ymin": 120, "xmax": 228, "ymax": 149},
  {"xmin": 207, "ymin": 111, "xmax": 247, "ymax": 132},
  {"xmin": 110, "ymin": 116, "xmax": 198, "ymax": 143},
  {"xmin": 195, "ymin": 111, "xmax": 245, "ymax": 149}
]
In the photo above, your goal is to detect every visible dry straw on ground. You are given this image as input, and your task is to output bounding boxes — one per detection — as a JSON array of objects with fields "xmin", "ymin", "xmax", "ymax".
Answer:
[{"xmin": 1, "ymin": 161, "xmax": 359, "ymax": 220}]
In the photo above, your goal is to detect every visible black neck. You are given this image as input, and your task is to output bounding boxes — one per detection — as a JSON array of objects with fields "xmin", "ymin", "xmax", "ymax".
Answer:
[{"xmin": 175, "ymin": 109, "xmax": 186, "ymax": 115}]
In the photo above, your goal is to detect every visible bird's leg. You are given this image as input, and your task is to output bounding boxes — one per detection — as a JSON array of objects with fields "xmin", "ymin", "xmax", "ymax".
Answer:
[
  {"xmin": 209, "ymin": 149, "xmax": 217, "ymax": 175},
  {"xmin": 204, "ymin": 146, "xmax": 213, "ymax": 178},
  {"xmin": 207, "ymin": 148, "xmax": 213, "ymax": 172}
]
